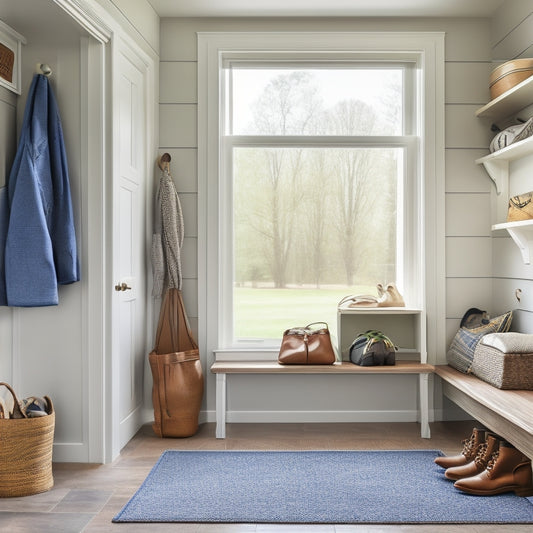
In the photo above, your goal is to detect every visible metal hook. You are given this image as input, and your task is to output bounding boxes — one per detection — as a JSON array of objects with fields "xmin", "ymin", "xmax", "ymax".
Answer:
[
  {"xmin": 35, "ymin": 63, "xmax": 52, "ymax": 77},
  {"xmin": 158, "ymin": 153, "xmax": 171, "ymax": 174}
]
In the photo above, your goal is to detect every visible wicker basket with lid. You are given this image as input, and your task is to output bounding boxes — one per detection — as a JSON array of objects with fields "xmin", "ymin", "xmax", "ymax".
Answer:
[{"xmin": 490, "ymin": 58, "xmax": 533, "ymax": 100}]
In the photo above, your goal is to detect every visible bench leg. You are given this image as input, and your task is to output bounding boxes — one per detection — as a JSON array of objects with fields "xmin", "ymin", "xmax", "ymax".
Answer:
[
  {"xmin": 215, "ymin": 373, "xmax": 227, "ymax": 439},
  {"xmin": 419, "ymin": 373, "xmax": 431, "ymax": 438}
]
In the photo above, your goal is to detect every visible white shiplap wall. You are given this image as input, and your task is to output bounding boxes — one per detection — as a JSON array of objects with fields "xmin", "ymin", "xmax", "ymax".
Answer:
[
  {"xmin": 490, "ymin": 3, "xmax": 533, "ymax": 333},
  {"xmin": 159, "ymin": 16, "xmax": 496, "ymax": 423}
]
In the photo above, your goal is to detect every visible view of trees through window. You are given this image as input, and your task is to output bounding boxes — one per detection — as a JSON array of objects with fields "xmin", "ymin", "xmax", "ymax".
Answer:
[{"xmin": 226, "ymin": 67, "xmax": 406, "ymax": 341}]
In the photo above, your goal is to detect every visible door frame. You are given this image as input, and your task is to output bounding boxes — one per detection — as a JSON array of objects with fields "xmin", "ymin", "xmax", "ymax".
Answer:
[{"xmin": 57, "ymin": 0, "xmax": 156, "ymax": 463}]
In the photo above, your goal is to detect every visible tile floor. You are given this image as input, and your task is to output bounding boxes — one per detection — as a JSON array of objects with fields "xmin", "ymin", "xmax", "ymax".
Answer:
[{"xmin": 0, "ymin": 421, "xmax": 530, "ymax": 532}]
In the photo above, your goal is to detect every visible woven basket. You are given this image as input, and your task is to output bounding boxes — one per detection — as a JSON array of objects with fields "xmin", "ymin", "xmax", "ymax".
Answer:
[
  {"xmin": 472, "ymin": 337, "xmax": 533, "ymax": 390},
  {"xmin": 0, "ymin": 383, "xmax": 54, "ymax": 497},
  {"xmin": 489, "ymin": 58, "xmax": 533, "ymax": 100},
  {"xmin": 0, "ymin": 43, "xmax": 14, "ymax": 83}
]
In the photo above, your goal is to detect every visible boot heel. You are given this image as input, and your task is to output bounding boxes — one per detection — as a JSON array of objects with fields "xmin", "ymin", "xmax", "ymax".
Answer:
[{"xmin": 514, "ymin": 487, "xmax": 533, "ymax": 497}]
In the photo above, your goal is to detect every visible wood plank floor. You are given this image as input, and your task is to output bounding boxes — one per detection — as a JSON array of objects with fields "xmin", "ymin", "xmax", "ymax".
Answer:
[{"xmin": 0, "ymin": 421, "xmax": 531, "ymax": 532}]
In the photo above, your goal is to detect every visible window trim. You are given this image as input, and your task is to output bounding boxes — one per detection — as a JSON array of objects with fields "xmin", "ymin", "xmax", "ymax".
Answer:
[{"xmin": 198, "ymin": 31, "xmax": 446, "ymax": 363}]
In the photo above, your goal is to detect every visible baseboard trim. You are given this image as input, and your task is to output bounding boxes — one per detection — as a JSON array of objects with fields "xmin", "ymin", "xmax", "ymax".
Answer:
[
  {"xmin": 52, "ymin": 442, "xmax": 88, "ymax": 463},
  {"xmin": 206, "ymin": 409, "xmax": 422, "ymax": 424}
]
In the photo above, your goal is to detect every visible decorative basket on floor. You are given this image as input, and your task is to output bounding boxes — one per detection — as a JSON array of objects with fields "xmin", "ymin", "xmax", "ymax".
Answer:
[{"xmin": 0, "ymin": 382, "xmax": 55, "ymax": 497}]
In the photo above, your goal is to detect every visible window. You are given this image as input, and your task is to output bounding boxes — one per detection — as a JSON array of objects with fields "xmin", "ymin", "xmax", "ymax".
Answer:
[{"xmin": 198, "ymin": 32, "xmax": 445, "ymax": 358}]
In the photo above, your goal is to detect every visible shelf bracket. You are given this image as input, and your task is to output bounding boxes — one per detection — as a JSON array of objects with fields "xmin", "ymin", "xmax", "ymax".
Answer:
[
  {"xmin": 481, "ymin": 159, "xmax": 508, "ymax": 195},
  {"xmin": 506, "ymin": 227, "xmax": 532, "ymax": 264}
]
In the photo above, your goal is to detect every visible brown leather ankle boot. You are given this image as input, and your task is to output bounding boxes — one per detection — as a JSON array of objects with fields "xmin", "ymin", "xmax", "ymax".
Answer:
[
  {"xmin": 454, "ymin": 441, "xmax": 533, "ymax": 496},
  {"xmin": 435, "ymin": 427, "xmax": 486, "ymax": 469},
  {"xmin": 445, "ymin": 434, "xmax": 500, "ymax": 481}
]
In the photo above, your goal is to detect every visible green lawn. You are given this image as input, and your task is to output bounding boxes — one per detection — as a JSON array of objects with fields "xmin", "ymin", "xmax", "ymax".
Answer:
[{"xmin": 234, "ymin": 286, "xmax": 374, "ymax": 339}]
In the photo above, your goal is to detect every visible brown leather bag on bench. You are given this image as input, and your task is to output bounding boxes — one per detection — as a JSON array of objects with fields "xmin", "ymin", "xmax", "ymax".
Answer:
[
  {"xmin": 149, "ymin": 288, "xmax": 204, "ymax": 437},
  {"xmin": 278, "ymin": 322, "xmax": 336, "ymax": 365}
]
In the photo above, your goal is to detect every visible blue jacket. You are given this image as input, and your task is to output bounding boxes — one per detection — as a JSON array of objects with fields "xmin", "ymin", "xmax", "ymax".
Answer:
[{"xmin": 3, "ymin": 74, "xmax": 79, "ymax": 307}]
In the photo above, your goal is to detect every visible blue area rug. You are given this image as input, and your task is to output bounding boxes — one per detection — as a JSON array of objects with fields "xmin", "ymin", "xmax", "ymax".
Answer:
[{"xmin": 113, "ymin": 450, "xmax": 533, "ymax": 524}]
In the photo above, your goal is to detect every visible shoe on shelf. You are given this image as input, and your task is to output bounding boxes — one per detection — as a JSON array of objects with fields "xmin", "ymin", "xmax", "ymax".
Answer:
[
  {"xmin": 377, "ymin": 283, "xmax": 405, "ymax": 307},
  {"xmin": 435, "ymin": 427, "xmax": 486, "ymax": 469},
  {"xmin": 453, "ymin": 441, "xmax": 533, "ymax": 497},
  {"xmin": 445, "ymin": 433, "xmax": 500, "ymax": 481},
  {"xmin": 339, "ymin": 282, "xmax": 405, "ymax": 308}
]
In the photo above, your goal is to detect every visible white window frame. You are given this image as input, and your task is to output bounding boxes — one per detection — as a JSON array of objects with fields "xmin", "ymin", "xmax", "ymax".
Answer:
[{"xmin": 198, "ymin": 32, "xmax": 446, "ymax": 363}]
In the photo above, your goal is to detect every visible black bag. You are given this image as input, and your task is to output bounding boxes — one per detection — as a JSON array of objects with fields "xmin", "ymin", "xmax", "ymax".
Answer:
[
  {"xmin": 460, "ymin": 307, "xmax": 490, "ymax": 329},
  {"xmin": 349, "ymin": 330, "xmax": 396, "ymax": 366}
]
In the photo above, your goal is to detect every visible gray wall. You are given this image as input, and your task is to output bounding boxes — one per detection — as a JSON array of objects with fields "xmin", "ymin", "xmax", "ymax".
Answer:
[{"xmin": 159, "ymin": 16, "xmax": 496, "ymax": 424}]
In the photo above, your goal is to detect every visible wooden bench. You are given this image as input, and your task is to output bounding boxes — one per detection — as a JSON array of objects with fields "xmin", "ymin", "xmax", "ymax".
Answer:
[
  {"xmin": 210, "ymin": 360, "xmax": 434, "ymax": 439},
  {"xmin": 434, "ymin": 365, "xmax": 533, "ymax": 459}
]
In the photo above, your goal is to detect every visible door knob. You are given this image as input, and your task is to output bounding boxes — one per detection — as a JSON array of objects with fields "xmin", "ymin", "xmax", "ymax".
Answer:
[{"xmin": 114, "ymin": 282, "xmax": 132, "ymax": 292}]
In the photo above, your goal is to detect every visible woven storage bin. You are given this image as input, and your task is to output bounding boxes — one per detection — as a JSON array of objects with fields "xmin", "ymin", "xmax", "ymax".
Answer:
[
  {"xmin": 0, "ymin": 43, "xmax": 14, "ymax": 83},
  {"xmin": 472, "ymin": 333, "xmax": 533, "ymax": 390},
  {"xmin": 490, "ymin": 58, "xmax": 533, "ymax": 100},
  {"xmin": 0, "ymin": 383, "xmax": 54, "ymax": 497}
]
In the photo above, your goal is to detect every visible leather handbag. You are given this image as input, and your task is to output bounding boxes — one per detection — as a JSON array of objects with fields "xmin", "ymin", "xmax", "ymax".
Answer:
[
  {"xmin": 278, "ymin": 322, "xmax": 336, "ymax": 365},
  {"xmin": 149, "ymin": 349, "xmax": 204, "ymax": 438},
  {"xmin": 349, "ymin": 330, "xmax": 396, "ymax": 366},
  {"xmin": 149, "ymin": 288, "xmax": 204, "ymax": 438}
]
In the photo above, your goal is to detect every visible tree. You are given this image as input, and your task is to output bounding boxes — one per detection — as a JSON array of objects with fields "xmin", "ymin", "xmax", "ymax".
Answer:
[
  {"xmin": 236, "ymin": 70, "xmax": 400, "ymax": 289},
  {"xmin": 304, "ymin": 150, "xmax": 330, "ymax": 288},
  {"xmin": 327, "ymin": 100, "xmax": 377, "ymax": 285},
  {"xmin": 249, "ymin": 72, "xmax": 322, "ymax": 287}
]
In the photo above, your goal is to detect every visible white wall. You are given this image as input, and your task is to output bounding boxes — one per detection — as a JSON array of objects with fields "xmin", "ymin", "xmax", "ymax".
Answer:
[
  {"xmin": 95, "ymin": 0, "xmax": 159, "ymax": 55},
  {"xmin": 489, "ymin": 2, "xmax": 533, "ymax": 331},
  {"xmin": 0, "ymin": 0, "xmax": 92, "ymax": 461},
  {"xmin": 0, "ymin": 0, "xmax": 159, "ymax": 462},
  {"xmin": 0, "ymin": 86, "xmax": 16, "ymax": 382},
  {"xmin": 159, "ymin": 16, "xmax": 493, "ymax": 424}
]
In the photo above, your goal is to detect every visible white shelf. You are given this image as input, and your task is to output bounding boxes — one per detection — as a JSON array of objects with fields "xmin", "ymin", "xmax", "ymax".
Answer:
[
  {"xmin": 492, "ymin": 220, "xmax": 533, "ymax": 264},
  {"xmin": 475, "ymin": 135, "xmax": 533, "ymax": 195},
  {"xmin": 334, "ymin": 305, "xmax": 429, "ymax": 438},
  {"xmin": 475, "ymin": 75, "xmax": 533, "ymax": 123},
  {"xmin": 337, "ymin": 306, "xmax": 422, "ymax": 315}
]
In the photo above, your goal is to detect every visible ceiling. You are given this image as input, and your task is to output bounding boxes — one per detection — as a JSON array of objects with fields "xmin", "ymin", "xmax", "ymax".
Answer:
[{"xmin": 147, "ymin": 0, "xmax": 507, "ymax": 18}]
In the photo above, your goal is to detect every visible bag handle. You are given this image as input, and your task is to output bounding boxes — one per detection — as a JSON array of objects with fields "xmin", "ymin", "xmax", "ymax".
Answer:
[
  {"xmin": 0, "ymin": 382, "xmax": 27, "ymax": 419},
  {"xmin": 305, "ymin": 322, "xmax": 329, "ymax": 332},
  {"xmin": 338, "ymin": 295, "xmax": 355, "ymax": 307}
]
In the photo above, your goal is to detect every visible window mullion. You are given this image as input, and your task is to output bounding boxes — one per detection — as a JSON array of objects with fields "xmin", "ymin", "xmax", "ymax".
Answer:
[{"xmin": 224, "ymin": 135, "xmax": 416, "ymax": 148}]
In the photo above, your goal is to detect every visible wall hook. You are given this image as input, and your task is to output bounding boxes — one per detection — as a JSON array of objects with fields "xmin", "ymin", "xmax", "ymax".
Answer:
[
  {"xmin": 35, "ymin": 63, "xmax": 52, "ymax": 77},
  {"xmin": 515, "ymin": 288, "xmax": 522, "ymax": 302},
  {"xmin": 158, "ymin": 153, "xmax": 171, "ymax": 173}
]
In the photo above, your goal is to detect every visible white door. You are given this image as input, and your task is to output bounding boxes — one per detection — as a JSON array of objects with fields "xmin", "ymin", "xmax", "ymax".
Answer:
[{"xmin": 111, "ymin": 40, "xmax": 148, "ymax": 457}]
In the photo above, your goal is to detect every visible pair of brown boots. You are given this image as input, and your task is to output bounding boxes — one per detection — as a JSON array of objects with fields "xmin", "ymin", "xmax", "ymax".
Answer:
[{"xmin": 435, "ymin": 427, "xmax": 533, "ymax": 496}]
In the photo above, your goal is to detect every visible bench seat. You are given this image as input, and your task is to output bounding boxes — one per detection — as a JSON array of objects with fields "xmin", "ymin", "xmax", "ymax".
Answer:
[
  {"xmin": 211, "ymin": 360, "xmax": 434, "ymax": 439},
  {"xmin": 210, "ymin": 360, "xmax": 533, "ymax": 459},
  {"xmin": 435, "ymin": 365, "xmax": 533, "ymax": 459}
]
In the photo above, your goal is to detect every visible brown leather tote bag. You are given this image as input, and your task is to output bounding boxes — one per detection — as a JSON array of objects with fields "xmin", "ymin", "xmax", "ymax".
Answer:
[
  {"xmin": 278, "ymin": 322, "xmax": 336, "ymax": 365},
  {"xmin": 149, "ymin": 288, "xmax": 204, "ymax": 437}
]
